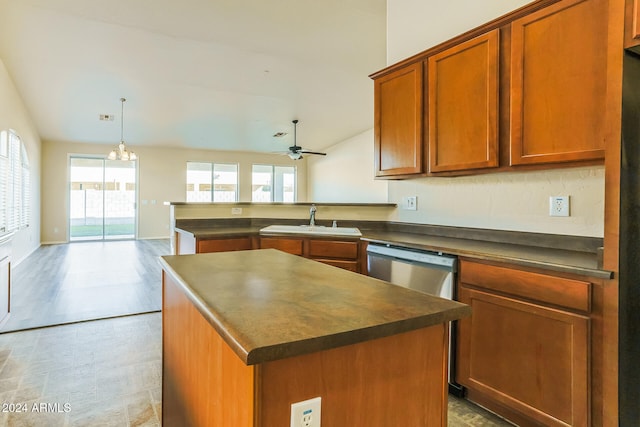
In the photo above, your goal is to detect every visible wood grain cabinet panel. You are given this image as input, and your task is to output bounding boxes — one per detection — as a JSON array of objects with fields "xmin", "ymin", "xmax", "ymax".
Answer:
[
  {"xmin": 460, "ymin": 260, "xmax": 591, "ymax": 312},
  {"xmin": 509, "ymin": 0, "xmax": 607, "ymax": 165},
  {"xmin": 457, "ymin": 287, "xmax": 589, "ymax": 427},
  {"xmin": 456, "ymin": 260, "xmax": 591, "ymax": 426},
  {"xmin": 427, "ymin": 30, "xmax": 499, "ymax": 172},
  {"xmin": 374, "ymin": 62, "xmax": 424, "ymax": 177},
  {"xmin": 198, "ymin": 237, "xmax": 253, "ymax": 253},
  {"xmin": 625, "ymin": 0, "xmax": 640, "ymax": 48},
  {"xmin": 634, "ymin": 0, "xmax": 640, "ymax": 41},
  {"xmin": 308, "ymin": 240, "xmax": 359, "ymax": 259},
  {"xmin": 261, "ymin": 237, "xmax": 362, "ymax": 273},
  {"xmin": 259, "ymin": 237, "xmax": 304, "ymax": 255}
]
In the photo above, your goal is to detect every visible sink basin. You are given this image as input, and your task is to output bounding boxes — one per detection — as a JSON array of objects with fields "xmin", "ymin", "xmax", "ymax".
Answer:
[{"xmin": 260, "ymin": 224, "xmax": 362, "ymax": 237}]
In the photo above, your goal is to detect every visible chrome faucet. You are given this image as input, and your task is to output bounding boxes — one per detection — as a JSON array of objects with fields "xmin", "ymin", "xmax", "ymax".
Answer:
[{"xmin": 309, "ymin": 204, "xmax": 317, "ymax": 226}]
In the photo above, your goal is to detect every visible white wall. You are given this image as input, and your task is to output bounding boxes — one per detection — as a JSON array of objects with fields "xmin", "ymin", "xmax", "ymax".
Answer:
[
  {"xmin": 306, "ymin": 129, "xmax": 387, "ymax": 203},
  {"xmin": 0, "ymin": 57, "xmax": 41, "ymax": 264},
  {"xmin": 41, "ymin": 141, "xmax": 308, "ymax": 243}
]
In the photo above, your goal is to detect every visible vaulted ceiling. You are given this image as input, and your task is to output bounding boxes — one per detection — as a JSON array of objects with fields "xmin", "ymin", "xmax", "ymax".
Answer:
[{"xmin": 0, "ymin": 0, "xmax": 387, "ymax": 154}]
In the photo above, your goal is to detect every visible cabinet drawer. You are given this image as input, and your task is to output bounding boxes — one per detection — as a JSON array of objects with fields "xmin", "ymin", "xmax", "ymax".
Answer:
[
  {"xmin": 460, "ymin": 260, "xmax": 591, "ymax": 312},
  {"xmin": 315, "ymin": 259, "xmax": 359, "ymax": 272},
  {"xmin": 308, "ymin": 240, "xmax": 359, "ymax": 260},
  {"xmin": 198, "ymin": 238, "xmax": 252, "ymax": 253},
  {"xmin": 260, "ymin": 238, "xmax": 304, "ymax": 255}
]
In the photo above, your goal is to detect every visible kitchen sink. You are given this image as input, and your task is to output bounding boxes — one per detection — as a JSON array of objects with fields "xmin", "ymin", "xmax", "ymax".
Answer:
[{"xmin": 259, "ymin": 224, "xmax": 362, "ymax": 237}]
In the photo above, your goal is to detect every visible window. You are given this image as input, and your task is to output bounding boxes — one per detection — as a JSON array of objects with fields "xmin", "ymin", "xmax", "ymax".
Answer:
[
  {"xmin": 186, "ymin": 162, "xmax": 238, "ymax": 202},
  {"xmin": 252, "ymin": 165, "xmax": 296, "ymax": 202},
  {"xmin": 0, "ymin": 129, "xmax": 30, "ymax": 233}
]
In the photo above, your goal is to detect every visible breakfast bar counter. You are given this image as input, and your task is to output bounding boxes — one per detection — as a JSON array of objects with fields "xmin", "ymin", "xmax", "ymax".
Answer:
[{"xmin": 160, "ymin": 249, "xmax": 470, "ymax": 426}]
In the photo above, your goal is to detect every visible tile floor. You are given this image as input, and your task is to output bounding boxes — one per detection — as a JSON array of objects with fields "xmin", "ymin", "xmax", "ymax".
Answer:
[
  {"xmin": 0, "ymin": 312, "xmax": 513, "ymax": 426},
  {"xmin": 0, "ymin": 313, "xmax": 161, "ymax": 426}
]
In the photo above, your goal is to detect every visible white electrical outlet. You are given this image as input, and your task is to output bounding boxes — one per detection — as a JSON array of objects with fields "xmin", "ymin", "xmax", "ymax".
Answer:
[
  {"xmin": 231, "ymin": 207, "xmax": 243, "ymax": 215},
  {"xmin": 549, "ymin": 196, "xmax": 570, "ymax": 217},
  {"xmin": 290, "ymin": 397, "xmax": 321, "ymax": 427},
  {"xmin": 403, "ymin": 196, "xmax": 417, "ymax": 211}
]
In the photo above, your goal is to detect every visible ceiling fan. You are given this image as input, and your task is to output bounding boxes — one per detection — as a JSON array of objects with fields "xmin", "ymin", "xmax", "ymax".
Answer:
[{"xmin": 275, "ymin": 120, "xmax": 327, "ymax": 160}]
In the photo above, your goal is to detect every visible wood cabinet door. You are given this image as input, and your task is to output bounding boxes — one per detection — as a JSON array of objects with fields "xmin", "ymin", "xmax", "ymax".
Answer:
[
  {"xmin": 308, "ymin": 240, "xmax": 359, "ymax": 259},
  {"xmin": 626, "ymin": 0, "xmax": 640, "ymax": 48},
  {"xmin": 510, "ymin": 0, "xmax": 607, "ymax": 165},
  {"xmin": 427, "ymin": 30, "xmax": 499, "ymax": 172},
  {"xmin": 373, "ymin": 62, "xmax": 424, "ymax": 176},
  {"xmin": 457, "ymin": 286, "xmax": 589, "ymax": 427},
  {"xmin": 259, "ymin": 237, "xmax": 304, "ymax": 255}
]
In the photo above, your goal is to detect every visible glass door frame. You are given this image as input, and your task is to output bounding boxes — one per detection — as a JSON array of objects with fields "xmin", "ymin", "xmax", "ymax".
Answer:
[{"xmin": 68, "ymin": 154, "xmax": 138, "ymax": 242}]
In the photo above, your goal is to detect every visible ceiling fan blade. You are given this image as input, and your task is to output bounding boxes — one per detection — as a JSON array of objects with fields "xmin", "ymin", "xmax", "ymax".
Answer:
[{"xmin": 299, "ymin": 150, "xmax": 327, "ymax": 156}]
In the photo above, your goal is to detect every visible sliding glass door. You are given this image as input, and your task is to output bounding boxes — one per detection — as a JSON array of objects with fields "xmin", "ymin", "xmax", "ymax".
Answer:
[{"xmin": 69, "ymin": 156, "xmax": 137, "ymax": 241}]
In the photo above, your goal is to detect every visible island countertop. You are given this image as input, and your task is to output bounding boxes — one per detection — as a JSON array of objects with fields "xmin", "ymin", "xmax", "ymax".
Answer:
[{"xmin": 160, "ymin": 249, "xmax": 470, "ymax": 365}]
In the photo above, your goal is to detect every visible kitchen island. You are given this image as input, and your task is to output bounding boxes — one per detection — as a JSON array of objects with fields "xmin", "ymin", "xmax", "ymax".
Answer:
[{"xmin": 160, "ymin": 249, "xmax": 470, "ymax": 427}]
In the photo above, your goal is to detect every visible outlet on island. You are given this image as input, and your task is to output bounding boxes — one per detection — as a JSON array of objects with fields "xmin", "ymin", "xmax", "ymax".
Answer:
[{"xmin": 291, "ymin": 397, "xmax": 321, "ymax": 427}]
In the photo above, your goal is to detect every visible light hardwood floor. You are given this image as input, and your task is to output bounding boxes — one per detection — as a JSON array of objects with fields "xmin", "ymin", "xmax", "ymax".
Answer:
[{"xmin": 1, "ymin": 239, "xmax": 170, "ymax": 333}]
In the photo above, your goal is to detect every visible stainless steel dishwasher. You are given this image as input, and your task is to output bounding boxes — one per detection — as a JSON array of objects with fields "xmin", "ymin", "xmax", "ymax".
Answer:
[{"xmin": 366, "ymin": 242, "xmax": 465, "ymax": 396}]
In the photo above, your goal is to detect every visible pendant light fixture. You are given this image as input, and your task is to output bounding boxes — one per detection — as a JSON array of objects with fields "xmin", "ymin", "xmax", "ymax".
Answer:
[{"xmin": 108, "ymin": 97, "xmax": 137, "ymax": 161}]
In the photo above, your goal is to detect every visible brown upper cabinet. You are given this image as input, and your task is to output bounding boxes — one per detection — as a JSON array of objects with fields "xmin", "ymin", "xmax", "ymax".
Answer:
[
  {"xmin": 371, "ymin": 0, "xmax": 607, "ymax": 179},
  {"xmin": 625, "ymin": 0, "xmax": 640, "ymax": 49},
  {"xmin": 373, "ymin": 62, "xmax": 424, "ymax": 177},
  {"xmin": 509, "ymin": 0, "xmax": 607, "ymax": 165},
  {"xmin": 427, "ymin": 30, "xmax": 500, "ymax": 173}
]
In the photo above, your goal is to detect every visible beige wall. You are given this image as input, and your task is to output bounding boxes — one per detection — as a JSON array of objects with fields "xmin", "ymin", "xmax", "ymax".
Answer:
[
  {"xmin": 307, "ymin": 0, "xmax": 605, "ymax": 238},
  {"xmin": 0, "ymin": 57, "xmax": 41, "ymax": 264},
  {"xmin": 41, "ymin": 141, "xmax": 308, "ymax": 243},
  {"xmin": 389, "ymin": 167, "xmax": 604, "ymax": 236},
  {"xmin": 172, "ymin": 203, "xmax": 395, "ymax": 222},
  {"xmin": 306, "ymin": 129, "xmax": 387, "ymax": 203},
  {"xmin": 386, "ymin": 0, "xmax": 532, "ymax": 64}
]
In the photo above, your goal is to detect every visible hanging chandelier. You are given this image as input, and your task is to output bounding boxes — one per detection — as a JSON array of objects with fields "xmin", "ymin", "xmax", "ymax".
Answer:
[{"xmin": 108, "ymin": 97, "xmax": 137, "ymax": 161}]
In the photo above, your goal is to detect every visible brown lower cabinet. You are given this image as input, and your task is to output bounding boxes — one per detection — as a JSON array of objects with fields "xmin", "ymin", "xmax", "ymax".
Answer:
[
  {"xmin": 456, "ymin": 259, "xmax": 593, "ymax": 427},
  {"xmin": 259, "ymin": 236, "xmax": 362, "ymax": 273},
  {"xmin": 175, "ymin": 230, "xmax": 363, "ymax": 273}
]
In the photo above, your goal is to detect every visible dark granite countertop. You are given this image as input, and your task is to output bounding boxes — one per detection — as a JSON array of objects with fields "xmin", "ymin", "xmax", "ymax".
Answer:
[
  {"xmin": 174, "ymin": 221, "xmax": 612, "ymax": 280},
  {"xmin": 160, "ymin": 249, "xmax": 470, "ymax": 365},
  {"xmin": 176, "ymin": 225, "xmax": 261, "ymax": 238},
  {"xmin": 361, "ymin": 231, "xmax": 610, "ymax": 279}
]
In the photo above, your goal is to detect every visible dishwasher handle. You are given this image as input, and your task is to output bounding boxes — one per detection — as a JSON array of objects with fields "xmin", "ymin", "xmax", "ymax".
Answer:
[{"xmin": 366, "ymin": 244, "xmax": 457, "ymax": 271}]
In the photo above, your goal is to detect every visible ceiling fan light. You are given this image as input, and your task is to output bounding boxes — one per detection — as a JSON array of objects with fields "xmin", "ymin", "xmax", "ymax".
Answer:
[
  {"xmin": 107, "ymin": 150, "xmax": 117, "ymax": 160},
  {"xmin": 288, "ymin": 151, "xmax": 302, "ymax": 160}
]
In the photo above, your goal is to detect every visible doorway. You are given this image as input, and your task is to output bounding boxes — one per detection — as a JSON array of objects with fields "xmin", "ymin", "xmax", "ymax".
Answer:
[{"xmin": 69, "ymin": 156, "xmax": 137, "ymax": 241}]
